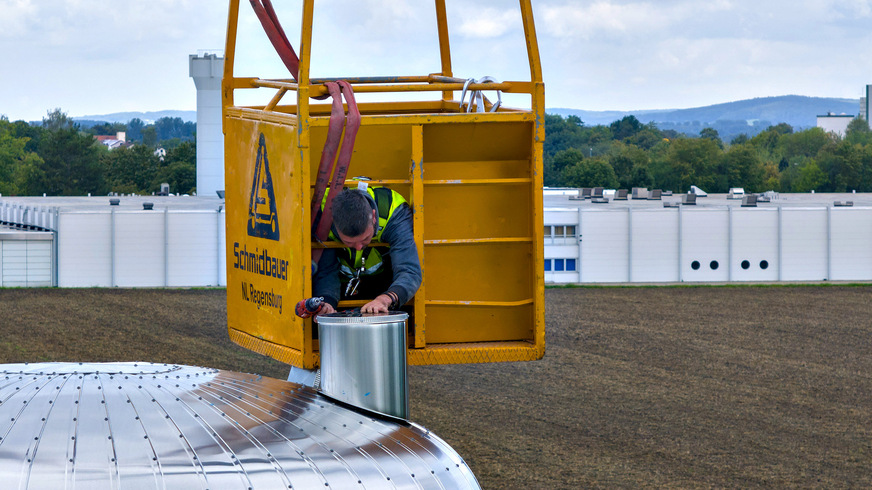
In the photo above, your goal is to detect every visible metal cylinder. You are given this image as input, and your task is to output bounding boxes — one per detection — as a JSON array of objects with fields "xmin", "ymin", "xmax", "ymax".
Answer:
[{"xmin": 316, "ymin": 311, "xmax": 409, "ymax": 419}]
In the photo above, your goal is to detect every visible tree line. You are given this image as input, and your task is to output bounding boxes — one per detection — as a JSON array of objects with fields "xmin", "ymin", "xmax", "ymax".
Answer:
[
  {"xmin": 545, "ymin": 113, "xmax": 872, "ymax": 194},
  {"xmin": 0, "ymin": 109, "xmax": 196, "ymax": 196}
]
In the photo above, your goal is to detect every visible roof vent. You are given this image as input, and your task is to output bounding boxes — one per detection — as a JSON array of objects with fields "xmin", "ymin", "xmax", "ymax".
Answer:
[
  {"xmin": 728, "ymin": 187, "xmax": 746, "ymax": 199},
  {"xmin": 834, "ymin": 201, "xmax": 854, "ymax": 207},
  {"xmin": 568, "ymin": 188, "xmax": 588, "ymax": 201},
  {"xmin": 663, "ymin": 201, "xmax": 679, "ymax": 208},
  {"xmin": 682, "ymin": 193, "xmax": 697, "ymax": 205},
  {"xmin": 741, "ymin": 194, "xmax": 757, "ymax": 207},
  {"xmin": 143, "ymin": 202, "xmax": 154, "ymax": 210},
  {"xmin": 109, "ymin": 198, "xmax": 120, "ymax": 206}
]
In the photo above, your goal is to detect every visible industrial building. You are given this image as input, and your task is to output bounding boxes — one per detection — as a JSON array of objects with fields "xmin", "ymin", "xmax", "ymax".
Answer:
[
  {"xmin": 0, "ymin": 196, "xmax": 225, "ymax": 287},
  {"xmin": 4, "ymin": 189, "xmax": 872, "ymax": 288},
  {"xmin": 816, "ymin": 112, "xmax": 854, "ymax": 137},
  {"xmin": 0, "ymin": 52, "xmax": 227, "ymax": 289},
  {"xmin": 544, "ymin": 188, "xmax": 872, "ymax": 284}
]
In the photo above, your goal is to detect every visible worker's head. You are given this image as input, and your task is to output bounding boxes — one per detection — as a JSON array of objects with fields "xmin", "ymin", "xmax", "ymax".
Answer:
[{"xmin": 332, "ymin": 189, "xmax": 377, "ymax": 251}]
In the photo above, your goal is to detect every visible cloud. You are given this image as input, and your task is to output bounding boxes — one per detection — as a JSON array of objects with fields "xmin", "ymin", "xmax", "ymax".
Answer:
[
  {"xmin": 537, "ymin": 1, "xmax": 735, "ymax": 42},
  {"xmin": 3, "ymin": 0, "xmax": 872, "ymax": 121},
  {"xmin": 0, "ymin": 0, "xmax": 37, "ymax": 38},
  {"xmin": 2, "ymin": 1, "xmax": 221, "ymax": 53},
  {"xmin": 455, "ymin": 8, "xmax": 522, "ymax": 39}
]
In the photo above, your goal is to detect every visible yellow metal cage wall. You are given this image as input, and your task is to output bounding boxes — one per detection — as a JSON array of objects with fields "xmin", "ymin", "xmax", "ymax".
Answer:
[{"xmin": 223, "ymin": 0, "xmax": 545, "ymax": 368}]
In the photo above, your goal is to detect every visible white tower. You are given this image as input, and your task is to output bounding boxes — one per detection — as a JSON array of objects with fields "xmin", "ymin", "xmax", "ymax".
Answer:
[
  {"xmin": 189, "ymin": 51, "xmax": 225, "ymax": 197},
  {"xmin": 864, "ymin": 85, "xmax": 872, "ymax": 121}
]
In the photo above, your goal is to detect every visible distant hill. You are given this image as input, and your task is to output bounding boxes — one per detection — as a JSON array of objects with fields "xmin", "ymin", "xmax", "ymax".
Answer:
[
  {"xmin": 548, "ymin": 95, "xmax": 859, "ymax": 141},
  {"xmin": 69, "ymin": 96, "xmax": 859, "ymax": 141},
  {"xmin": 74, "ymin": 110, "xmax": 197, "ymax": 125}
]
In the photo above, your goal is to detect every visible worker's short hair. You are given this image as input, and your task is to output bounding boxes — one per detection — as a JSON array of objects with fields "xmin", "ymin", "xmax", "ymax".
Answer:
[{"xmin": 332, "ymin": 189, "xmax": 374, "ymax": 237}]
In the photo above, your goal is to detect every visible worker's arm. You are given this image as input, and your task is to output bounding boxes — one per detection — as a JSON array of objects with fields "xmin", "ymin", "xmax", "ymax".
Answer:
[
  {"xmin": 380, "ymin": 203, "xmax": 422, "ymax": 307},
  {"xmin": 312, "ymin": 248, "xmax": 341, "ymax": 309}
]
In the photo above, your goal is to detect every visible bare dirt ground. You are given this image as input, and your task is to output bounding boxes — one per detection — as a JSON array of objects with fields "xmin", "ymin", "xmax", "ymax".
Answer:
[{"xmin": 0, "ymin": 286, "xmax": 869, "ymax": 488}]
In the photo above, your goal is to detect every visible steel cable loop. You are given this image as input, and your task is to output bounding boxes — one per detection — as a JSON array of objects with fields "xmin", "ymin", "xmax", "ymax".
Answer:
[{"xmin": 459, "ymin": 76, "xmax": 502, "ymax": 112}]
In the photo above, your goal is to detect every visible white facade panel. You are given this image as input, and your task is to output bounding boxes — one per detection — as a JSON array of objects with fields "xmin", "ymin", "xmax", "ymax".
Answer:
[
  {"xmin": 546, "ymin": 245, "xmax": 577, "ymax": 257},
  {"xmin": 544, "ymin": 209, "xmax": 577, "ymax": 225},
  {"xmin": 2, "ymin": 242, "xmax": 27, "ymax": 286},
  {"xmin": 25, "ymin": 241, "xmax": 52, "ymax": 285},
  {"xmin": 58, "ymin": 213, "xmax": 112, "ymax": 287},
  {"xmin": 730, "ymin": 209, "xmax": 779, "ymax": 281},
  {"xmin": 549, "ymin": 272, "xmax": 578, "ymax": 283},
  {"xmin": 218, "ymin": 211, "xmax": 226, "ymax": 287},
  {"xmin": 681, "ymin": 209, "xmax": 729, "ymax": 281},
  {"xmin": 830, "ymin": 208, "xmax": 872, "ymax": 280},
  {"xmin": 781, "ymin": 209, "xmax": 828, "ymax": 281},
  {"xmin": 0, "ymin": 236, "xmax": 52, "ymax": 287},
  {"xmin": 114, "ymin": 212, "xmax": 166, "ymax": 287},
  {"xmin": 630, "ymin": 209, "xmax": 679, "ymax": 282},
  {"xmin": 167, "ymin": 212, "xmax": 220, "ymax": 286},
  {"xmin": 580, "ymin": 209, "xmax": 629, "ymax": 282}
]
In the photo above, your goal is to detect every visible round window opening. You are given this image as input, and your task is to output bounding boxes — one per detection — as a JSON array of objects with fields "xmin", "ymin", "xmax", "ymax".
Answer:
[
  {"xmin": 760, "ymin": 260, "xmax": 769, "ymax": 270},
  {"xmin": 691, "ymin": 261, "xmax": 700, "ymax": 270},
  {"xmin": 741, "ymin": 260, "xmax": 750, "ymax": 270},
  {"xmin": 710, "ymin": 260, "xmax": 719, "ymax": 270}
]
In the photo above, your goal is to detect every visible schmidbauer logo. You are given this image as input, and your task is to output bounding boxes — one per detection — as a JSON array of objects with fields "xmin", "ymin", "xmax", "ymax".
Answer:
[{"xmin": 248, "ymin": 133, "xmax": 280, "ymax": 241}]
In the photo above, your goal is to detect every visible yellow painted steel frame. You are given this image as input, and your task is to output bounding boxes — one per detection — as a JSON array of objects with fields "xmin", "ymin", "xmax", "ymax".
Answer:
[{"xmin": 223, "ymin": 0, "xmax": 545, "ymax": 368}]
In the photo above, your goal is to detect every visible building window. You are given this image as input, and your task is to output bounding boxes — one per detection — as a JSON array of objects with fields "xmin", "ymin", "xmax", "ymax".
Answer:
[
  {"xmin": 545, "ymin": 224, "xmax": 578, "ymax": 244},
  {"xmin": 546, "ymin": 258, "xmax": 577, "ymax": 272}
]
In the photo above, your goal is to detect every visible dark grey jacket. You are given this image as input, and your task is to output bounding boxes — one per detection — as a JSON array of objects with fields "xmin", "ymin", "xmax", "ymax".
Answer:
[{"xmin": 313, "ymin": 202, "xmax": 421, "ymax": 308}]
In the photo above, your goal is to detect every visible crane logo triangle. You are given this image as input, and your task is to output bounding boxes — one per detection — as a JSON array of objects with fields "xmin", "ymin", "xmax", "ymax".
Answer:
[{"xmin": 247, "ymin": 133, "xmax": 280, "ymax": 241}]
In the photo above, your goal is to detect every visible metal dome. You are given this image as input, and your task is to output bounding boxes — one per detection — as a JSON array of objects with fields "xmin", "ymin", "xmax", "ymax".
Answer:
[{"xmin": 0, "ymin": 362, "xmax": 479, "ymax": 489}]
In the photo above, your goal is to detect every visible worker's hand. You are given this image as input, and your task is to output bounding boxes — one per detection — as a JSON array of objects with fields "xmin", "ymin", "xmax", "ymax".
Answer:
[
  {"xmin": 361, "ymin": 294, "xmax": 392, "ymax": 314},
  {"xmin": 319, "ymin": 303, "xmax": 336, "ymax": 315}
]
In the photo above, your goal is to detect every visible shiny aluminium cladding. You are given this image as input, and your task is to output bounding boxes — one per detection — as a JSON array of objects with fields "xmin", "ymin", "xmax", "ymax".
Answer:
[
  {"xmin": 223, "ymin": 0, "xmax": 546, "ymax": 369},
  {"xmin": 0, "ymin": 362, "xmax": 478, "ymax": 489}
]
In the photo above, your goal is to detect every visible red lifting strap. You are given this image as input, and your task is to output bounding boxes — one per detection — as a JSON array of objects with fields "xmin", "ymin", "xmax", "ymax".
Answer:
[
  {"xmin": 312, "ymin": 82, "xmax": 361, "ymax": 265},
  {"xmin": 310, "ymin": 82, "xmax": 345, "ymax": 226},
  {"xmin": 249, "ymin": 0, "xmax": 299, "ymax": 80},
  {"xmin": 245, "ymin": 2, "xmax": 360, "ymax": 267}
]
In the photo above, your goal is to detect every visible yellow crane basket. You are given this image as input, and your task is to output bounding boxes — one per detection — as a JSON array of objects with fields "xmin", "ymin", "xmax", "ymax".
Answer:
[{"xmin": 223, "ymin": 0, "xmax": 545, "ymax": 368}]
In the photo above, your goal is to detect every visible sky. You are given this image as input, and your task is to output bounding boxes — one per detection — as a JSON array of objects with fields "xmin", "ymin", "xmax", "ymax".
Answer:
[{"xmin": 2, "ymin": 0, "xmax": 872, "ymax": 122}]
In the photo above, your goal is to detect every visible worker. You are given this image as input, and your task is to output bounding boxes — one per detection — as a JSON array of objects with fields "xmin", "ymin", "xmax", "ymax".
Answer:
[{"xmin": 313, "ymin": 186, "xmax": 421, "ymax": 314}]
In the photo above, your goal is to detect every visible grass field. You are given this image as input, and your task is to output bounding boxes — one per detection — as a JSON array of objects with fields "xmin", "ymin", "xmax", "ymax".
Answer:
[{"xmin": 0, "ymin": 286, "xmax": 869, "ymax": 488}]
